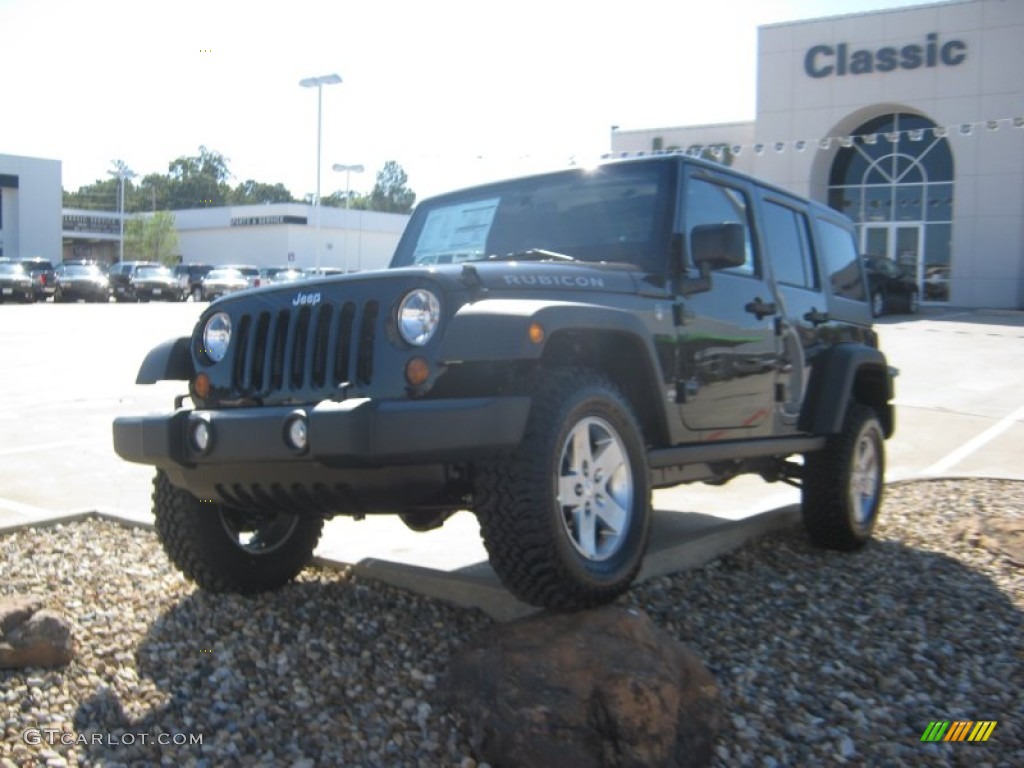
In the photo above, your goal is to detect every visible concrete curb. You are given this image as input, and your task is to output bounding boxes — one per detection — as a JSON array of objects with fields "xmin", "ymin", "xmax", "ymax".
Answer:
[{"xmin": 0, "ymin": 504, "xmax": 805, "ymax": 621}]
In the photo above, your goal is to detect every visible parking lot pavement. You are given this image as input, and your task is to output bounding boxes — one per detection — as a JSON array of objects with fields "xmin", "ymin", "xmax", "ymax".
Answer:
[{"xmin": 1, "ymin": 303, "xmax": 1022, "ymax": 615}]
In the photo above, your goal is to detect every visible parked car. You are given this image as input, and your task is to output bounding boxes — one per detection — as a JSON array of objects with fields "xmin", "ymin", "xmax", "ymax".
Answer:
[
  {"xmin": 174, "ymin": 263, "xmax": 214, "ymax": 301},
  {"xmin": 130, "ymin": 264, "xmax": 182, "ymax": 302},
  {"xmin": 107, "ymin": 261, "xmax": 162, "ymax": 302},
  {"xmin": 862, "ymin": 255, "xmax": 919, "ymax": 316},
  {"xmin": 201, "ymin": 268, "xmax": 249, "ymax": 301},
  {"xmin": 302, "ymin": 267, "xmax": 345, "ymax": 279},
  {"xmin": 0, "ymin": 257, "xmax": 56, "ymax": 301},
  {"xmin": 269, "ymin": 268, "xmax": 305, "ymax": 284},
  {"xmin": 115, "ymin": 155, "xmax": 896, "ymax": 612},
  {"xmin": 221, "ymin": 264, "xmax": 261, "ymax": 289},
  {"xmin": 54, "ymin": 263, "xmax": 111, "ymax": 302},
  {"xmin": 0, "ymin": 263, "xmax": 36, "ymax": 303}
]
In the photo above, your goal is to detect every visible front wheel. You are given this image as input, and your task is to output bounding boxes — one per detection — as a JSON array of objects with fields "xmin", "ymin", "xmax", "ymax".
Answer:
[
  {"xmin": 152, "ymin": 470, "xmax": 323, "ymax": 594},
  {"xmin": 475, "ymin": 368, "xmax": 651, "ymax": 610},
  {"xmin": 802, "ymin": 403, "xmax": 885, "ymax": 550}
]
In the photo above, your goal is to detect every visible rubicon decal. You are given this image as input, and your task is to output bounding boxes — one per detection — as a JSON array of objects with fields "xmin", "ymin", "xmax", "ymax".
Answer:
[
  {"xmin": 292, "ymin": 291, "xmax": 322, "ymax": 306},
  {"xmin": 503, "ymin": 274, "xmax": 605, "ymax": 289}
]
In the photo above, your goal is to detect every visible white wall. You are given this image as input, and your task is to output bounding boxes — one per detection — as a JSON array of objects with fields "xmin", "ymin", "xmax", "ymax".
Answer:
[
  {"xmin": 116, "ymin": 203, "xmax": 409, "ymax": 273},
  {"xmin": 0, "ymin": 153, "xmax": 62, "ymax": 260}
]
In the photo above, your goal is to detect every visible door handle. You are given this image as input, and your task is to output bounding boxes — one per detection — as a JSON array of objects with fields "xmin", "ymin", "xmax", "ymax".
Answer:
[
  {"xmin": 744, "ymin": 297, "xmax": 777, "ymax": 320},
  {"xmin": 803, "ymin": 307, "xmax": 829, "ymax": 326}
]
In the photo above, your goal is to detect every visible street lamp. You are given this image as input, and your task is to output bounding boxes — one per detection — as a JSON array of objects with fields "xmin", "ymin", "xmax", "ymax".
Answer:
[
  {"xmin": 107, "ymin": 160, "xmax": 136, "ymax": 264},
  {"xmin": 299, "ymin": 73, "xmax": 342, "ymax": 271},
  {"xmin": 332, "ymin": 163, "xmax": 364, "ymax": 272}
]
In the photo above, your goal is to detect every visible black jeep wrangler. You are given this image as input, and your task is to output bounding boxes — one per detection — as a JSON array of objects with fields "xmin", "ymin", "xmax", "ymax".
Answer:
[{"xmin": 113, "ymin": 157, "xmax": 895, "ymax": 610}]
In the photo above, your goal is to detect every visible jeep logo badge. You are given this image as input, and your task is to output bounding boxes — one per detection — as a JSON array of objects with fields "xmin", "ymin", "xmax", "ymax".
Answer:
[{"xmin": 292, "ymin": 291, "xmax": 322, "ymax": 307}]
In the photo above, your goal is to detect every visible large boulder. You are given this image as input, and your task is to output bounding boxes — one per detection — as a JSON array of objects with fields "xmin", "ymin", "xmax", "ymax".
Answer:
[
  {"xmin": 445, "ymin": 606, "xmax": 721, "ymax": 768},
  {"xmin": 0, "ymin": 596, "xmax": 75, "ymax": 669}
]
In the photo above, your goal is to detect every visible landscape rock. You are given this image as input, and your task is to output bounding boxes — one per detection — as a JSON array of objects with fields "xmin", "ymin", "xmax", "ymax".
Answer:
[
  {"xmin": 445, "ymin": 605, "xmax": 721, "ymax": 768},
  {"xmin": 956, "ymin": 514, "xmax": 1024, "ymax": 566},
  {"xmin": 0, "ymin": 596, "xmax": 75, "ymax": 669}
]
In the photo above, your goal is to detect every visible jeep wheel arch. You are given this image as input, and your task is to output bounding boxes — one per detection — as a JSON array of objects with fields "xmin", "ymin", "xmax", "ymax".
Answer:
[
  {"xmin": 799, "ymin": 344, "xmax": 894, "ymax": 437},
  {"xmin": 439, "ymin": 300, "xmax": 671, "ymax": 445},
  {"xmin": 136, "ymin": 337, "xmax": 194, "ymax": 384}
]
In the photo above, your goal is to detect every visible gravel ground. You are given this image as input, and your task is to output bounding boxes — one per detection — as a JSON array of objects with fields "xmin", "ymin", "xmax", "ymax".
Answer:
[{"xmin": 1, "ymin": 477, "xmax": 1021, "ymax": 767}]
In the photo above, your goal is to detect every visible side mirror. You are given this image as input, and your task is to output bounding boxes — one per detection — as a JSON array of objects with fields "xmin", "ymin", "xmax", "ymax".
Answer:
[{"xmin": 691, "ymin": 222, "xmax": 746, "ymax": 272}]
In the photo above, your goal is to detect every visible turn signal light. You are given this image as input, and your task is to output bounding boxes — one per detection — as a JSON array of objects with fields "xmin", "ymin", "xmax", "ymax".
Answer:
[
  {"xmin": 405, "ymin": 357, "xmax": 430, "ymax": 387},
  {"xmin": 193, "ymin": 373, "xmax": 211, "ymax": 399},
  {"xmin": 528, "ymin": 322, "xmax": 545, "ymax": 344}
]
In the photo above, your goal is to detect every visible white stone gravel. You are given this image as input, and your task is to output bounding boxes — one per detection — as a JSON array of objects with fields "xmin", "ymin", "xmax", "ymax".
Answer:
[{"xmin": 1, "ymin": 478, "xmax": 1021, "ymax": 767}]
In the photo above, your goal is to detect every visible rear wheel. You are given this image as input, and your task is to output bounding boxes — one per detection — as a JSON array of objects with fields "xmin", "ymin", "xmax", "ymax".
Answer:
[
  {"xmin": 475, "ymin": 368, "xmax": 651, "ymax": 610},
  {"xmin": 802, "ymin": 403, "xmax": 885, "ymax": 550},
  {"xmin": 152, "ymin": 470, "xmax": 323, "ymax": 594}
]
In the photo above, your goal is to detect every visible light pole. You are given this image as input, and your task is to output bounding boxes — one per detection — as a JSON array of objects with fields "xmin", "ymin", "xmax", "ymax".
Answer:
[
  {"xmin": 332, "ymin": 163, "xmax": 364, "ymax": 272},
  {"xmin": 107, "ymin": 160, "xmax": 136, "ymax": 264},
  {"xmin": 299, "ymin": 73, "xmax": 342, "ymax": 271}
]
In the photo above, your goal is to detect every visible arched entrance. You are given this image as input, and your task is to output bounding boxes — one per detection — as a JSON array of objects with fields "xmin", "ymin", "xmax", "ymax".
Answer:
[{"xmin": 827, "ymin": 113, "xmax": 953, "ymax": 303}]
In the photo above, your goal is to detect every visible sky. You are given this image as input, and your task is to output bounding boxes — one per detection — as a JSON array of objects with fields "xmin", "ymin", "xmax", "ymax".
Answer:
[{"xmin": 0, "ymin": 0, "xmax": 938, "ymax": 204}]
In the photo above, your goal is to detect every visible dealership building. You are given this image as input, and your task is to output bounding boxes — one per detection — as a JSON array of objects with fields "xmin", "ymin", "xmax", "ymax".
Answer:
[
  {"xmin": 612, "ymin": 0, "xmax": 1024, "ymax": 309},
  {"xmin": 61, "ymin": 205, "xmax": 408, "ymax": 273}
]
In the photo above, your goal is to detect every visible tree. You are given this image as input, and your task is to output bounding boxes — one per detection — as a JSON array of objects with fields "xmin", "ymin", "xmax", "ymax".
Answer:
[
  {"xmin": 229, "ymin": 180, "xmax": 295, "ymax": 205},
  {"xmin": 125, "ymin": 211, "xmax": 180, "ymax": 265},
  {"xmin": 367, "ymin": 161, "xmax": 416, "ymax": 214},
  {"xmin": 63, "ymin": 177, "xmax": 122, "ymax": 211},
  {"xmin": 165, "ymin": 146, "xmax": 232, "ymax": 208}
]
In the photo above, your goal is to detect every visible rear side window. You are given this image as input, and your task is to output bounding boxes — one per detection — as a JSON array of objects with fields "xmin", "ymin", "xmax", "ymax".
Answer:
[
  {"xmin": 684, "ymin": 178, "xmax": 756, "ymax": 276},
  {"xmin": 816, "ymin": 218, "xmax": 865, "ymax": 301},
  {"xmin": 762, "ymin": 201, "xmax": 818, "ymax": 289}
]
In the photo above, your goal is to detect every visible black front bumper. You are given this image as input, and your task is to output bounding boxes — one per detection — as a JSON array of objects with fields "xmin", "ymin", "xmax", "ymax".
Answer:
[{"xmin": 113, "ymin": 395, "xmax": 532, "ymax": 469}]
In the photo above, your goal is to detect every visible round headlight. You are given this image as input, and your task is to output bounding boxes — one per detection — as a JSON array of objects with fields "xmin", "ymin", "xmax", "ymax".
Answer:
[
  {"xmin": 397, "ymin": 289, "xmax": 441, "ymax": 346},
  {"xmin": 202, "ymin": 311, "xmax": 232, "ymax": 363}
]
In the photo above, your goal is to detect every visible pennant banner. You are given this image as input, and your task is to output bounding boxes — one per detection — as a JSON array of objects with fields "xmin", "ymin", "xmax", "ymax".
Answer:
[{"xmin": 601, "ymin": 116, "xmax": 1023, "ymax": 162}]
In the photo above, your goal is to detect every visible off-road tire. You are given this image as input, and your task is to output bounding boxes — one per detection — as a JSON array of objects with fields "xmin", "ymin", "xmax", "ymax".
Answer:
[
  {"xmin": 152, "ymin": 470, "xmax": 323, "ymax": 594},
  {"xmin": 475, "ymin": 368, "xmax": 651, "ymax": 610},
  {"xmin": 802, "ymin": 403, "xmax": 885, "ymax": 550}
]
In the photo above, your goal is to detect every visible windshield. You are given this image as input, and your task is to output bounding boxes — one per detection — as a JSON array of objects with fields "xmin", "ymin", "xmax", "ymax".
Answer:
[
  {"xmin": 0, "ymin": 264, "xmax": 26, "ymax": 276},
  {"xmin": 136, "ymin": 265, "xmax": 172, "ymax": 277},
  {"xmin": 390, "ymin": 161, "xmax": 675, "ymax": 272},
  {"xmin": 207, "ymin": 269, "xmax": 242, "ymax": 280},
  {"xmin": 64, "ymin": 265, "xmax": 103, "ymax": 277}
]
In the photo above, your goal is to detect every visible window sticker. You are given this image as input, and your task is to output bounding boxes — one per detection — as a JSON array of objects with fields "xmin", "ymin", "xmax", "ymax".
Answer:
[{"xmin": 412, "ymin": 198, "xmax": 500, "ymax": 264}]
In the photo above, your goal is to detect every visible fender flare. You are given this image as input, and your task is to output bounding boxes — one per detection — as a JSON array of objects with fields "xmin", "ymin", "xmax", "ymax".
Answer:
[
  {"xmin": 136, "ymin": 337, "xmax": 194, "ymax": 384},
  {"xmin": 437, "ymin": 298, "xmax": 670, "ymax": 441},
  {"xmin": 799, "ymin": 343, "xmax": 895, "ymax": 437},
  {"xmin": 438, "ymin": 299, "xmax": 657, "ymax": 363}
]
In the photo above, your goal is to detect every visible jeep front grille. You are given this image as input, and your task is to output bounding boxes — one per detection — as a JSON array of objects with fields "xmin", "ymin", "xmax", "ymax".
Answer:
[{"xmin": 231, "ymin": 300, "xmax": 378, "ymax": 398}]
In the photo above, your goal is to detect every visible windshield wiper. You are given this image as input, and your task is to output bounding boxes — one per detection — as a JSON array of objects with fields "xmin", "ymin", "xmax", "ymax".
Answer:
[{"xmin": 487, "ymin": 248, "xmax": 577, "ymax": 263}]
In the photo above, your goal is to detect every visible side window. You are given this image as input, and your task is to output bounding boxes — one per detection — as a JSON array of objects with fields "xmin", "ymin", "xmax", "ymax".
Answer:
[
  {"xmin": 685, "ymin": 177, "xmax": 756, "ymax": 277},
  {"xmin": 816, "ymin": 218, "xmax": 866, "ymax": 301},
  {"xmin": 762, "ymin": 201, "xmax": 818, "ymax": 290}
]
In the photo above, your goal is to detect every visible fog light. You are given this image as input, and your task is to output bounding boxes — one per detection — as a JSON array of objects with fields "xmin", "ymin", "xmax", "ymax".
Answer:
[
  {"xmin": 191, "ymin": 419, "xmax": 212, "ymax": 454},
  {"xmin": 285, "ymin": 414, "xmax": 308, "ymax": 452},
  {"xmin": 405, "ymin": 357, "xmax": 430, "ymax": 387}
]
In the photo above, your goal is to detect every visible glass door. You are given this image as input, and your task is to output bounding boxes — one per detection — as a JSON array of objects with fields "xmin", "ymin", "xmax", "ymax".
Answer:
[{"xmin": 862, "ymin": 223, "xmax": 925, "ymax": 297}]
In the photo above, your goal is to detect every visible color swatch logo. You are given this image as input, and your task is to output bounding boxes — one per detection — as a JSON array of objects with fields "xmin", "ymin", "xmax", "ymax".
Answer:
[{"xmin": 920, "ymin": 721, "xmax": 997, "ymax": 742}]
